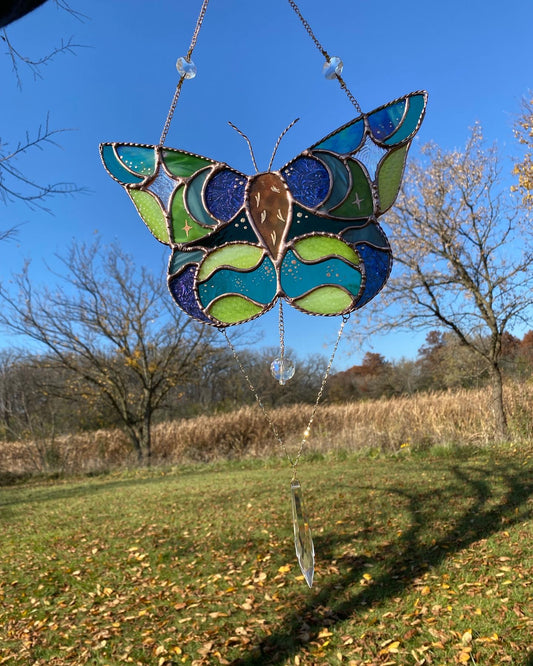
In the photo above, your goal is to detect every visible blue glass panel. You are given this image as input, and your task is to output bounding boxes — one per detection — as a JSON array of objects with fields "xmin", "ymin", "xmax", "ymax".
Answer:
[
  {"xmin": 100, "ymin": 144, "xmax": 143, "ymax": 184},
  {"xmin": 204, "ymin": 169, "xmax": 246, "ymax": 222},
  {"xmin": 116, "ymin": 145, "xmax": 156, "ymax": 176},
  {"xmin": 312, "ymin": 152, "xmax": 350, "ymax": 210},
  {"xmin": 168, "ymin": 265, "xmax": 211, "ymax": 323},
  {"xmin": 147, "ymin": 167, "xmax": 177, "ymax": 209},
  {"xmin": 354, "ymin": 245, "xmax": 391, "ymax": 307},
  {"xmin": 280, "ymin": 249, "xmax": 361, "ymax": 299},
  {"xmin": 342, "ymin": 222, "xmax": 390, "ymax": 250},
  {"xmin": 185, "ymin": 168, "xmax": 217, "ymax": 227},
  {"xmin": 355, "ymin": 137, "xmax": 387, "ymax": 180},
  {"xmin": 282, "ymin": 157, "xmax": 330, "ymax": 207},
  {"xmin": 383, "ymin": 93, "xmax": 426, "ymax": 145},
  {"xmin": 313, "ymin": 117, "xmax": 365, "ymax": 154},
  {"xmin": 367, "ymin": 99, "xmax": 406, "ymax": 142},
  {"xmin": 198, "ymin": 255, "xmax": 276, "ymax": 306}
]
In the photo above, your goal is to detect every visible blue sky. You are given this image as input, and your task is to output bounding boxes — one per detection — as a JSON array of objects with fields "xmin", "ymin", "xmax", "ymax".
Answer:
[{"xmin": 1, "ymin": 0, "xmax": 532, "ymax": 369}]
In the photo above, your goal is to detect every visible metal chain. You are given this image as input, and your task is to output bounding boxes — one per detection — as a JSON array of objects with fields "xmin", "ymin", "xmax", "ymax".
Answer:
[
  {"xmin": 159, "ymin": 0, "xmax": 211, "ymax": 146},
  {"xmin": 278, "ymin": 301, "xmax": 286, "ymax": 361},
  {"xmin": 286, "ymin": 0, "xmax": 362, "ymax": 114},
  {"xmin": 221, "ymin": 313, "xmax": 349, "ymax": 478}
]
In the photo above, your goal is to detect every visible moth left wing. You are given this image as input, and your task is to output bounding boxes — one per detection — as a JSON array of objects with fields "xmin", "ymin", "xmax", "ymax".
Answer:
[{"xmin": 99, "ymin": 142, "xmax": 248, "ymax": 246}]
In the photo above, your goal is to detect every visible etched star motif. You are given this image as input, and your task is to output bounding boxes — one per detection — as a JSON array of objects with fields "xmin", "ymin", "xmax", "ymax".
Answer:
[
  {"xmin": 182, "ymin": 220, "xmax": 193, "ymax": 236},
  {"xmin": 352, "ymin": 192, "xmax": 363, "ymax": 209}
]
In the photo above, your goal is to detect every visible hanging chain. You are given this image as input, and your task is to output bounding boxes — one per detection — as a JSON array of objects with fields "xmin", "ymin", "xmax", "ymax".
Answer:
[
  {"xmin": 278, "ymin": 301, "xmax": 286, "ymax": 361},
  {"xmin": 221, "ymin": 313, "xmax": 349, "ymax": 478},
  {"xmin": 159, "ymin": 0, "xmax": 211, "ymax": 146},
  {"xmin": 286, "ymin": 0, "xmax": 362, "ymax": 114}
]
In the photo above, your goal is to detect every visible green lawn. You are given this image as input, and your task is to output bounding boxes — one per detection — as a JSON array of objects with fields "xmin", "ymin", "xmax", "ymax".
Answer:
[{"xmin": 0, "ymin": 447, "xmax": 532, "ymax": 665}]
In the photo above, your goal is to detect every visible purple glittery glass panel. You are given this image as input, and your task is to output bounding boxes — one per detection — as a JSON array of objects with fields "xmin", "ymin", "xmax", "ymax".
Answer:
[
  {"xmin": 282, "ymin": 156, "xmax": 330, "ymax": 208},
  {"xmin": 204, "ymin": 169, "xmax": 245, "ymax": 222},
  {"xmin": 355, "ymin": 244, "xmax": 391, "ymax": 308},
  {"xmin": 168, "ymin": 265, "xmax": 211, "ymax": 323}
]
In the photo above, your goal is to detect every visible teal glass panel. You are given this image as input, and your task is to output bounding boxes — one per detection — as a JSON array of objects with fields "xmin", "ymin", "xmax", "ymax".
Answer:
[
  {"xmin": 198, "ymin": 255, "xmax": 277, "ymax": 306},
  {"xmin": 168, "ymin": 249, "xmax": 204, "ymax": 275},
  {"xmin": 163, "ymin": 150, "xmax": 214, "ymax": 177},
  {"xmin": 185, "ymin": 168, "xmax": 218, "ymax": 226},
  {"xmin": 287, "ymin": 205, "xmax": 368, "ymax": 243},
  {"xmin": 313, "ymin": 152, "xmax": 350, "ymax": 210},
  {"xmin": 342, "ymin": 222, "xmax": 389, "ymax": 249},
  {"xmin": 313, "ymin": 118, "xmax": 364, "ymax": 154},
  {"xmin": 367, "ymin": 99, "xmax": 406, "ymax": 142},
  {"xmin": 383, "ymin": 93, "xmax": 427, "ymax": 146},
  {"xmin": 100, "ymin": 144, "xmax": 143, "ymax": 184},
  {"xmin": 280, "ymin": 249, "xmax": 361, "ymax": 299},
  {"xmin": 116, "ymin": 145, "xmax": 156, "ymax": 176}
]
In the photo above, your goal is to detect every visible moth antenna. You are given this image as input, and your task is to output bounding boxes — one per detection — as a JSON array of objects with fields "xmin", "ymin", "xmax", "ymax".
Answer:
[
  {"xmin": 268, "ymin": 118, "xmax": 300, "ymax": 172},
  {"xmin": 228, "ymin": 121, "xmax": 259, "ymax": 173}
]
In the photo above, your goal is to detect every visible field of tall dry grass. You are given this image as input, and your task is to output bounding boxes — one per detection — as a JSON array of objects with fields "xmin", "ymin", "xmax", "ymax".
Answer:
[{"xmin": 2, "ymin": 381, "xmax": 533, "ymax": 477}]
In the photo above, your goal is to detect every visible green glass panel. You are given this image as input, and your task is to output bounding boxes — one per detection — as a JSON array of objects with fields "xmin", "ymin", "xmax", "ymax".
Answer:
[
  {"xmin": 330, "ymin": 160, "xmax": 373, "ymax": 218},
  {"xmin": 129, "ymin": 189, "xmax": 168, "ymax": 243},
  {"xmin": 170, "ymin": 187, "xmax": 211, "ymax": 243},
  {"xmin": 208, "ymin": 295, "xmax": 263, "ymax": 324},
  {"xmin": 294, "ymin": 286, "xmax": 352, "ymax": 314},
  {"xmin": 163, "ymin": 150, "xmax": 214, "ymax": 178},
  {"xmin": 198, "ymin": 244, "xmax": 264, "ymax": 281},
  {"xmin": 377, "ymin": 145, "xmax": 407, "ymax": 212},
  {"xmin": 116, "ymin": 145, "xmax": 156, "ymax": 176},
  {"xmin": 186, "ymin": 169, "xmax": 218, "ymax": 226},
  {"xmin": 294, "ymin": 236, "xmax": 359, "ymax": 264}
]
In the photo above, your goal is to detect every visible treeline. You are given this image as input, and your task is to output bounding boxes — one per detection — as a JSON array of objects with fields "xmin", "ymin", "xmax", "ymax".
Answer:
[
  {"xmin": 2, "ymin": 328, "xmax": 532, "ymax": 451},
  {"xmin": 329, "ymin": 330, "xmax": 533, "ymax": 401}
]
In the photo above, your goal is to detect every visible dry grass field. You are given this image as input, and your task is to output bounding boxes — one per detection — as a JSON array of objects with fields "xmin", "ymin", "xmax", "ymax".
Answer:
[{"xmin": 2, "ymin": 381, "xmax": 533, "ymax": 477}]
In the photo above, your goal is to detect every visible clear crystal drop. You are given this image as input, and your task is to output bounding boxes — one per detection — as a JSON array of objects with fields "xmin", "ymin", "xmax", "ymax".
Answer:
[
  {"xmin": 176, "ymin": 56, "xmax": 197, "ymax": 79},
  {"xmin": 291, "ymin": 479, "xmax": 314, "ymax": 587},
  {"xmin": 270, "ymin": 357, "xmax": 295, "ymax": 385},
  {"xmin": 323, "ymin": 56, "xmax": 343, "ymax": 80}
]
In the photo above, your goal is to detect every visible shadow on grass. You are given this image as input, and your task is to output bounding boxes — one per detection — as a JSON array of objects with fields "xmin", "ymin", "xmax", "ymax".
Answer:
[{"xmin": 231, "ymin": 459, "xmax": 533, "ymax": 665}]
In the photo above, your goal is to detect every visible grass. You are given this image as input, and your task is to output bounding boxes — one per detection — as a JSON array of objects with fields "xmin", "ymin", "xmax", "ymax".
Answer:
[{"xmin": 0, "ymin": 445, "xmax": 532, "ymax": 665}]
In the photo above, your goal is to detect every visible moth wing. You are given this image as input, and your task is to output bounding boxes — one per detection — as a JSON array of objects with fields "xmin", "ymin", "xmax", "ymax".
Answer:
[{"xmin": 281, "ymin": 91, "xmax": 427, "ymax": 219}]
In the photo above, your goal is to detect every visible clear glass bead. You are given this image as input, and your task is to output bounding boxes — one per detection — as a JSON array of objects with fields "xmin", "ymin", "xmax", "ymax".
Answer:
[
  {"xmin": 323, "ymin": 56, "xmax": 343, "ymax": 80},
  {"xmin": 270, "ymin": 357, "xmax": 295, "ymax": 385},
  {"xmin": 176, "ymin": 57, "xmax": 197, "ymax": 79}
]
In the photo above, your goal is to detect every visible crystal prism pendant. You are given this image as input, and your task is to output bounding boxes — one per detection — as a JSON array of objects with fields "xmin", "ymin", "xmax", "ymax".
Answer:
[
  {"xmin": 290, "ymin": 479, "xmax": 314, "ymax": 587},
  {"xmin": 270, "ymin": 357, "xmax": 295, "ymax": 385},
  {"xmin": 176, "ymin": 56, "xmax": 197, "ymax": 79},
  {"xmin": 323, "ymin": 56, "xmax": 343, "ymax": 79}
]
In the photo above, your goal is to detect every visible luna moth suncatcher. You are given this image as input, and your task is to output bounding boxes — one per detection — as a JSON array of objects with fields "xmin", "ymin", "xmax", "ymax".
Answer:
[{"xmin": 100, "ymin": 90, "xmax": 427, "ymax": 328}]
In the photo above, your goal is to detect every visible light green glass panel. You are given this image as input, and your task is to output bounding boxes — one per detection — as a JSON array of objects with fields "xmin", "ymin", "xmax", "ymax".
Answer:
[
  {"xmin": 294, "ymin": 286, "xmax": 352, "ymax": 314},
  {"xmin": 129, "ymin": 189, "xmax": 168, "ymax": 243},
  {"xmin": 163, "ymin": 150, "xmax": 214, "ymax": 178},
  {"xmin": 294, "ymin": 236, "xmax": 359, "ymax": 264},
  {"xmin": 170, "ymin": 187, "xmax": 210, "ymax": 243},
  {"xmin": 377, "ymin": 145, "xmax": 407, "ymax": 212},
  {"xmin": 208, "ymin": 295, "xmax": 263, "ymax": 323},
  {"xmin": 198, "ymin": 244, "xmax": 263, "ymax": 281}
]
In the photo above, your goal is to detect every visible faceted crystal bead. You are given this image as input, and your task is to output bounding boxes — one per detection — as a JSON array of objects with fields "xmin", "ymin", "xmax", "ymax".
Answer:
[
  {"xmin": 176, "ymin": 57, "xmax": 197, "ymax": 79},
  {"xmin": 270, "ymin": 357, "xmax": 295, "ymax": 385},
  {"xmin": 323, "ymin": 56, "xmax": 343, "ymax": 80},
  {"xmin": 291, "ymin": 479, "xmax": 314, "ymax": 587}
]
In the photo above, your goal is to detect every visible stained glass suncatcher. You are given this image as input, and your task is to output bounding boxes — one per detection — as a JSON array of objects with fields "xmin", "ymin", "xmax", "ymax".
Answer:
[{"xmin": 100, "ymin": 91, "xmax": 428, "ymax": 327}]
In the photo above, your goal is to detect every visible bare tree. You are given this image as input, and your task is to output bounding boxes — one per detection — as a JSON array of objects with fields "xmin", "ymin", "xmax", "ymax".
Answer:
[
  {"xmin": 357, "ymin": 124, "xmax": 533, "ymax": 438},
  {"xmin": 0, "ymin": 241, "xmax": 215, "ymax": 464}
]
